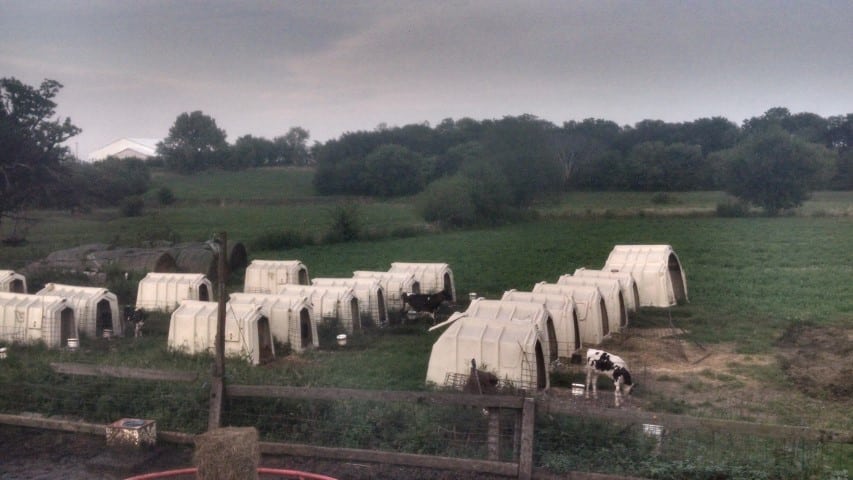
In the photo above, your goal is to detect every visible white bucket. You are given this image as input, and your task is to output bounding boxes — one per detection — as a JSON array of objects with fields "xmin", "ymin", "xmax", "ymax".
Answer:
[
  {"xmin": 469, "ymin": 292, "xmax": 478, "ymax": 302},
  {"xmin": 67, "ymin": 338, "xmax": 79, "ymax": 350},
  {"xmin": 102, "ymin": 329, "xmax": 113, "ymax": 339},
  {"xmin": 336, "ymin": 334, "xmax": 347, "ymax": 346},
  {"xmin": 571, "ymin": 383, "xmax": 585, "ymax": 396},
  {"xmin": 0, "ymin": 347, "xmax": 7, "ymax": 359}
]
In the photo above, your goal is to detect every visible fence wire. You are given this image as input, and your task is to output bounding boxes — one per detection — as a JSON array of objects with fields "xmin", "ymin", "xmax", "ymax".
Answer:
[{"xmin": 0, "ymin": 345, "xmax": 847, "ymax": 479}]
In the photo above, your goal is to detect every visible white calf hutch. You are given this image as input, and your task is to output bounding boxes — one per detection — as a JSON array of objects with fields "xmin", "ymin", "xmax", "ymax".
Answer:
[
  {"xmin": 603, "ymin": 244, "xmax": 688, "ymax": 307},
  {"xmin": 501, "ymin": 290, "xmax": 582, "ymax": 359},
  {"xmin": 387, "ymin": 262, "xmax": 456, "ymax": 301},
  {"xmin": 0, "ymin": 270, "xmax": 27, "ymax": 293},
  {"xmin": 427, "ymin": 314, "xmax": 549, "ymax": 391},
  {"xmin": 167, "ymin": 300, "xmax": 274, "ymax": 365},
  {"xmin": 557, "ymin": 274, "xmax": 627, "ymax": 332},
  {"xmin": 228, "ymin": 292, "xmax": 317, "ymax": 353},
  {"xmin": 532, "ymin": 282, "xmax": 609, "ymax": 345},
  {"xmin": 0, "ymin": 293, "xmax": 77, "ymax": 349},
  {"xmin": 573, "ymin": 268, "xmax": 641, "ymax": 313},
  {"xmin": 352, "ymin": 271, "xmax": 420, "ymax": 314},
  {"xmin": 36, "ymin": 283, "xmax": 122, "ymax": 338},
  {"xmin": 243, "ymin": 260, "xmax": 310, "ymax": 293},
  {"xmin": 312, "ymin": 277, "xmax": 388, "ymax": 327},
  {"xmin": 276, "ymin": 285, "xmax": 361, "ymax": 335},
  {"xmin": 458, "ymin": 298, "xmax": 559, "ymax": 365},
  {"xmin": 135, "ymin": 273, "xmax": 212, "ymax": 312}
]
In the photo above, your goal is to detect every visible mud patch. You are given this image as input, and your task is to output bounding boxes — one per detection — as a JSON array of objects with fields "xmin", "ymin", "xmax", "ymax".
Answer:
[{"xmin": 776, "ymin": 324, "xmax": 853, "ymax": 400}]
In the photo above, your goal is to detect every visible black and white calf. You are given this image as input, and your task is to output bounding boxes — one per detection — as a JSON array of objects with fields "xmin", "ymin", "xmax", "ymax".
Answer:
[{"xmin": 585, "ymin": 348, "xmax": 635, "ymax": 407}]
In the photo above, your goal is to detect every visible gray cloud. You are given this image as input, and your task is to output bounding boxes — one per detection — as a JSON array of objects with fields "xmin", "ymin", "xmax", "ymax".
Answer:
[{"xmin": 1, "ymin": 0, "xmax": 851, "ymax": 158}]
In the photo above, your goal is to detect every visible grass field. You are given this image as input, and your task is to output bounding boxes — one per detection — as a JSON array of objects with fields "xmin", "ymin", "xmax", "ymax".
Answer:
[
  {"xmin": 2, "ymin": 167, "xmax": 852, "ymax": 475},
  {"xmin": 2, "ymin": 167, "xmax": 851, "ymax": 351}
]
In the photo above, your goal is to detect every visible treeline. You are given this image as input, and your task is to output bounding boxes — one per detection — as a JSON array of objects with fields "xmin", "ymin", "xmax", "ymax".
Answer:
[
  {"xmin": 155, "ymin": 111, "xmax": 313, "ymax": 173},
  {"xmin": 307, "ymin": 108, "xmax": 850, "ymax": 223},
  {"xmin": 313, "ymin": 109, "xmax": 852, "ymax": 196}
]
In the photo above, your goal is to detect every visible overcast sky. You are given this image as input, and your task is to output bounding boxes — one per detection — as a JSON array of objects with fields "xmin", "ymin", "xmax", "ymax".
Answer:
[{"xmin": 2, "ymin": 0, "xmax": 852, "ymax": 159}]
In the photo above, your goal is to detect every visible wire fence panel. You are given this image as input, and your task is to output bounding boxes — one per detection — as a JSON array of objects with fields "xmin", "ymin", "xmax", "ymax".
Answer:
[
  {"xmin": 223, "ymin": 396, "xmax": 517, "ymax": 462},
  {"xmin": 0, "ymin": 355, "xmax": 850, "ymax": 480}
]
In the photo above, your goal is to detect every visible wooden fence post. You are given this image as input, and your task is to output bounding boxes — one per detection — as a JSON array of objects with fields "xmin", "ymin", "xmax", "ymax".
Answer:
[
  {"xmin": 518, "ymin": 397, "xmax": 535, "ymax": 480},
  {"xmin": 487, "ymin": 407, "xmax": 501, "ymax": 461},
  {"xmin": 207, "ymin": 232, "xmax": 227, "ymax": 431}
]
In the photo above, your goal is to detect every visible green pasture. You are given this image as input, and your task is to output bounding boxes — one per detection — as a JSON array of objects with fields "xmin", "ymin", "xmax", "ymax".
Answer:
[
  {"xmin": 149, "ymin": 166, "xmax": 317, "ymax": 202},
  {"xmin": 278, "ymin": 216, "xmax": 853, "ymax": 352},
  {"xmin": 2, "ymin": 170, "xmax": 852, "ymax": 476}
]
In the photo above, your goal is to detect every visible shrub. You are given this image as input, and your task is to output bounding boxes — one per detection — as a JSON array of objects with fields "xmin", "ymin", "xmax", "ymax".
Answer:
[
  {"xmin": 416, "ymin": 175, "xmax": 477, "ymax": 227},
  {"xmin": 716, "ymin": 201, "xmax": 750, "ymax": 217},
  {"xmin": 120, "ymin": 196, "xmax": 144, "ymax": 217},
  {"xmin": 157, "ymin": 187, "xmax": 176, "ymax": 206},
  {"xmin": 323, "ymin": 204, "xmax": 362, "ymax": 243},
  {"xmin": 251, "ymin": 230, "xmax": 314, "ymax": 251}
]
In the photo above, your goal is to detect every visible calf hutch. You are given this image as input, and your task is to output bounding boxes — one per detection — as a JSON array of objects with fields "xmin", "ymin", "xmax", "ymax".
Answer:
[
  {"xmin": 352, "ymin": 271, "xmax": 420, "ymax": 316},
  {"xmin": 0, "ymin": 270, "xmax": 26, "ymax": 293},
  {"xmin": 427, "ymin": 314, "xmax": 549, "ymax": 391},
  {"xmin": 167, "ymin": 300, "xmax": 274, "ymax": 365},
  {"xmin": 0, "ymin": 293, "xmax": 76, "ymax": 349},
  {"xmin": 501, "ymin": 290, "xmax": 582, "ymax": 359},
  {"xmin": 459, "ymin": 298, "xmax": 559, "ymax": 365},
  {"xmin": 36, "ymin": 283, "xmax": 122, "ymax": 338},
  {"xmin": 388, "ymin": 262, "xmax": 455, "ymax": 301},
  {"xmin": 603, "ymin": 244, "xmax": 688, "ymax": 307},
  {"xmin": 136, "ymin": 273, "xmax": 212, "ymax": 312},
  {"xmin": 277, "ymin": 285, "xmax": 361, "ymax": 334},
  {"xmin": 532, "ymin": 282, "xmax": 609, "ymax": 345},
  {"xmin": 558, "ymin": 274, "xmax": 627, "ymax": 332},
  {"xmin": 168, "ymin": 241, "xmax": 248, "ymax": 278},
  {"xmin": 312, "ymin": 277, "xmax": 388, "ymax": 327},
  {"xmin": 244, "ymin": 260, "xmax": 309, "ymax": 294},
  {"xmin": 228, "ymin": 292, "xmax": 317, "ymax": 353},
  {"xmin": 573, "ymin": 268, "xmax": 641, "ymax": 313}
]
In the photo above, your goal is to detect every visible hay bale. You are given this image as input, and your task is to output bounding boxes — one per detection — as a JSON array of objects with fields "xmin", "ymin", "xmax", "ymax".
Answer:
[{"xmin": 194, "ymin": 427, "xmax": 259, "ymax": 480}]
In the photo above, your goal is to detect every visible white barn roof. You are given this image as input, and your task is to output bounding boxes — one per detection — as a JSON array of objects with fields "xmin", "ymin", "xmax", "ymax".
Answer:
[{"xmin": 88, "ymin": 138, "xmax": 160, "ymax": 162}]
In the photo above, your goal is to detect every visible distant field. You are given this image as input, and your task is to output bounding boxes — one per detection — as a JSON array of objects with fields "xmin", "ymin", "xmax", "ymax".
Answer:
[{"xmin": 149, "ymin": 166, "xmax": 318, "ymax": 202}]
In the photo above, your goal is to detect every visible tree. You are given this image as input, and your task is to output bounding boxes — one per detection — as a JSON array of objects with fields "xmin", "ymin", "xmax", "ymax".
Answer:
[
  {"xmin": 556, "ymin": 118, "xmax": 623, "ymax": 189},
  {"xmin": 157, "ymin": 111, "xmax": 228, "ymax": 173},
  {"xmin": 227, "ymin": 135, "xmax": 276, "ymax": 169},
  {"xmin": 624, "ymin": 141, "xmax": 708, "ymax": 191},
  {"xmin": 0, "ymin": 77, "xmax": 80, "ymax": 234},
  {"xmin": 483, "ymin": 115, "xmax": 563, "ymax": 206},
  {"xmin": 362, "ymin": 144, "xmax": 429, "ymax": 197},
  {"xmin": 273, "ymin": 127, "xmax": 312, "ymax": 166},
  {"xmin": 716, "ymin": 128, "xmax": 836, "ymax": 215}
]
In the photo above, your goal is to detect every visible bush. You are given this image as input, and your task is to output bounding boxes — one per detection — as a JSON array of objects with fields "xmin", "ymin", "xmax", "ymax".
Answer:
[
  {"xmin": 157, "ymin": 187, "xmax": 176, "ymax": 206},
  {"xmin": 251, "ymin": 230, "xmax": 314, "ymax": 251},
  {"xmin": 716, "ymin": 201, "xmax": 751, "ymax": 217},
  {"xmin": 323, "ymin": 204, "xmax": 362, "ymax": 243},
  {"xmin": 120, "ymin": 196, "xmax": 145, "ymax": 217},
  {"xmin": 416, "ymin": 175, "xmax": 477, "ymax": 227}
]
